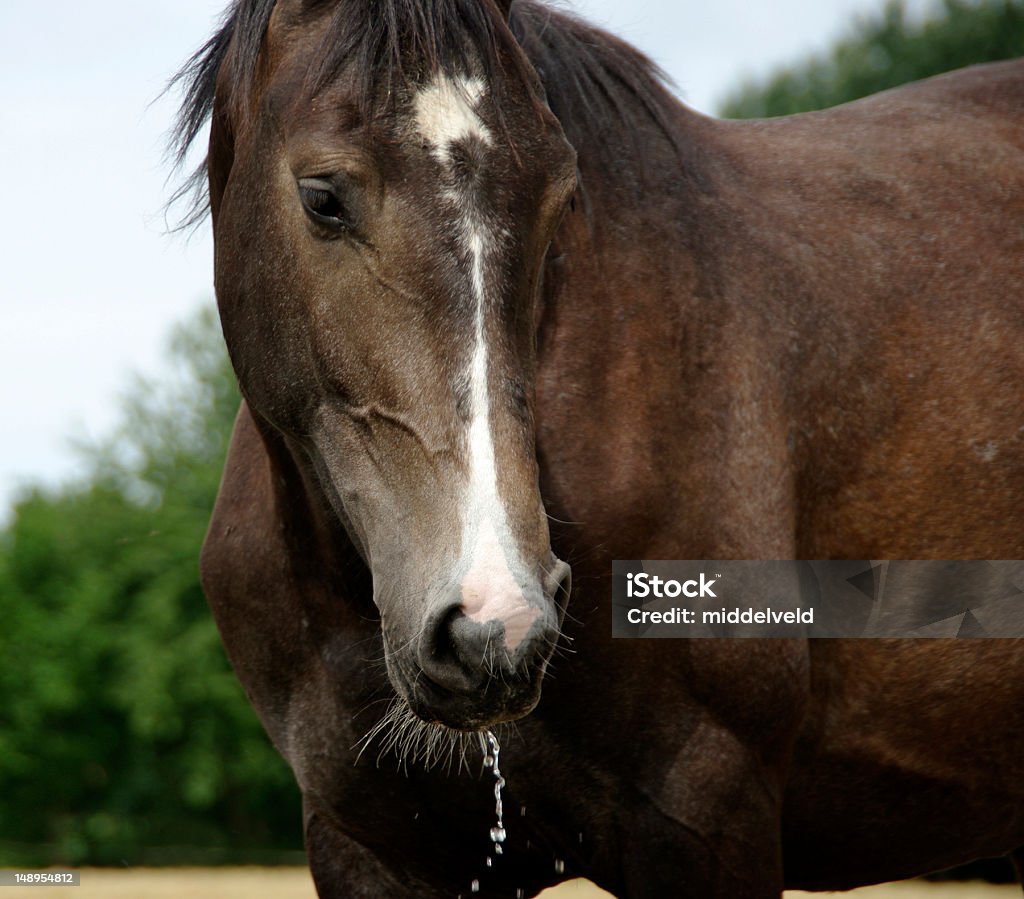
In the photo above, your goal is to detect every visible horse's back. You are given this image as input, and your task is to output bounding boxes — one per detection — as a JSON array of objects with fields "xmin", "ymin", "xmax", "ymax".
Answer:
[
  {"xmin": 709, "ymin": 59, "xmax": 1024, "ymax": 261},
  {"xmin": 886, "ymin": 57, "xmax": 1024, "ymax": 117},
  {"xmin": 717, "ymin": 57, "xmax": 1024, "ymax": 149},
  {"xmin": 710, "ymin": 58, "xmax": 1024, "ymax": 262}
]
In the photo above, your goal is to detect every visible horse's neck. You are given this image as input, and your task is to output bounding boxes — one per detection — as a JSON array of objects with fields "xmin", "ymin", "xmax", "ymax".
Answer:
[{"xmin": 557, "ymin": 104, "xmax": 711, "ymax": 319}]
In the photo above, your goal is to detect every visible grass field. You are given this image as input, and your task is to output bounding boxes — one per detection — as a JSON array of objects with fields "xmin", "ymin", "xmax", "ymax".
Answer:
[{"xmin": 5, "ymin": 868, "xmax": 1018, "ymax": 898}]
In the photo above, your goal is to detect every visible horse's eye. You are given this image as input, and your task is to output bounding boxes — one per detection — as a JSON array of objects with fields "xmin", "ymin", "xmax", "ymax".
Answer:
[{"xmin": 298, "ymin": 178, "xmax": 350, "ymax": 230}]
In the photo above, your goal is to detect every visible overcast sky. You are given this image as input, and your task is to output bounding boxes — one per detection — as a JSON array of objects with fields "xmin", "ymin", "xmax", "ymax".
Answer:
[{"xmin": 1, "ymin": 0, "xmax": 934, "ymax": 518}]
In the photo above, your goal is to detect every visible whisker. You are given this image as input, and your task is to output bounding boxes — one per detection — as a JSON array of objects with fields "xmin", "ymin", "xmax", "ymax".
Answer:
[{"xmin": 355, "ymin": 688, "xmax": 483, "ymax": 777}]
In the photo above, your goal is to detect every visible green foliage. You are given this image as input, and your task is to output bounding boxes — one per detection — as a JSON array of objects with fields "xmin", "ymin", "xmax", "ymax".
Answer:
[
  {"xmin": 719, "ymin": 0, "xmax": 1024, "ymax": 118},
  {"xmin": 0, "ymin": 307, "xmax": 303, "ymax": 866}
]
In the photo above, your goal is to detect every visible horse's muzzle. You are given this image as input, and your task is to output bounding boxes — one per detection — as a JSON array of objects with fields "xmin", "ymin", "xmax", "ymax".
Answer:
[{"xmin": 405, "ymin": 560, "xmax": 571, "ymax": 729}]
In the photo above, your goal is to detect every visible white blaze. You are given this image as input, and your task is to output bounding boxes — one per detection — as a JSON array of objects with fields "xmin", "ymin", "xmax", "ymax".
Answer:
[
  {"xmin": 413, "ymin": 74, "xmax": 537, "ymax": 650},
  {"xmin": 414, "ymin": 75, "xmax": 492, "ymax": 161}
]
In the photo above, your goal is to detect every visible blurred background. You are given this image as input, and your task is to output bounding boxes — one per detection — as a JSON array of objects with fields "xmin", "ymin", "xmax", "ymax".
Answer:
[{"xmin": 1, "ymin": 0, "xmax": 1022, "ymax": 880}]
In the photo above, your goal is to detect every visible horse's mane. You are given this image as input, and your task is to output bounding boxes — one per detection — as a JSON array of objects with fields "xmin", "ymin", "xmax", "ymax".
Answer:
[
  {"xmin": 510, "ymin": 4, "xmax": 682, "ymax": 167},
  {"xmin": 169, "ymin": 0, "xmax": 682, "ymax": 226}
]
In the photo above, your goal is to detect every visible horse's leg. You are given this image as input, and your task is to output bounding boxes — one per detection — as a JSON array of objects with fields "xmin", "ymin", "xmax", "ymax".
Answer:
[
  {"xmin": 614, "ymin": 726, "xmax": 786, "ymax": 898},
  {"xmin": 617, "ymin": 788, "xmax": 784, "ymax": 897},
  {"xmin": 305, "ymin": 803, "xmax": 447, "ymax": 899},
  {"xmin": 607, "ymin": 638, "xmax": 805, "ymax": 899}
]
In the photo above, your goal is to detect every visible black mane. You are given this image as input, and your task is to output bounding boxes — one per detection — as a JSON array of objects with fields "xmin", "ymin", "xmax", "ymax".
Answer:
[
  {"xmin": 510, "ymin": 4, "xmax": 681, "ymax": 161},
  {"xmin": 168, "ymin": 0, "xmax": 682, "ymax": 226}
]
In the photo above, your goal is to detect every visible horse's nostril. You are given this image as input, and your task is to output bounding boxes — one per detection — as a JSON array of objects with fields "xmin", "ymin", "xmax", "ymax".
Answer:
[
  {"xmin": 427, "ymin": 604, "xmax": 460, "ymax": 663},
  {"xmin": 546, "ymin": 559, "xmax": 572, "ymax": 613},
  {"xmin": 556, "ymin": 564, "xmax": 571, "ymax": 603},
  {"xmin": 414, "ymin": 568, "xmax": 566, "ymax": 705},
  {"xmin": 418, "ymin": 605, "xmax": 486, "ymax": 695},
  {"xmin": 406, "ymin": 583, "xmax": 561, "ymax": 726}
]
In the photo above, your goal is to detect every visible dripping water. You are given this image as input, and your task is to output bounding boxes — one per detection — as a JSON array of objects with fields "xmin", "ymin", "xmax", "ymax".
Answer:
[
  {"xmin": 469, "ymin": 729, "xmax": 508, "ymax": 895},
  {"xmin": 484, "ymin": 730, "xmax": 506, "ymax": 851}
]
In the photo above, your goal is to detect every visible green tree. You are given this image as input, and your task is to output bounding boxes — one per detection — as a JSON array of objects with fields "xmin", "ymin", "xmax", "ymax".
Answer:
[
  {"xmin": 0, "ymin": 307, "xmax": 303, "ymax": 865},
  {"xmin": 719, "ymin": 0, "xmax": 1024, "ymax": 118}
]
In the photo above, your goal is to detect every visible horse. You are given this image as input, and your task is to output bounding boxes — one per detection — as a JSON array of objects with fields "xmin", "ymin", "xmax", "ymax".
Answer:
[{"xmin": 173, "ymin": 0, "xmax": 1024, "ymax": 895}]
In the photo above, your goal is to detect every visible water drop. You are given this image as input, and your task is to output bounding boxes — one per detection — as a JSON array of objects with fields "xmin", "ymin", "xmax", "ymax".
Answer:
[
  {"xmin": 483, "ymin": 730, "xmax": 507, "ymax": 858},
  {"xmin": 517, "ymin": 890, "xmax": 525, "ymax": 899},
  {"xmin": 471, "ymin": 879, "xmax": 479, "ymax": 893},
  {"xmin": 520, "ymin": 805, "xmax": 527, "ymax": 817},
  {"xmin": 555, "ymin": 859, "xmax": 565, "ymax": 874},
  {"xmin": 578, "ymin": 832, "xmax": 584, "ymax": 844},
  {"xmin": 485, "ymin": 857, "xmax": 492, "ymax": 868}
]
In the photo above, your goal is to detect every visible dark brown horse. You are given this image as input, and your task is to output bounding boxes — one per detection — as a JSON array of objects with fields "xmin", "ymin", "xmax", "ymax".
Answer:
[{"xmin": 174, "ymin": 1, "xmax": 1024, "ymax": 895}]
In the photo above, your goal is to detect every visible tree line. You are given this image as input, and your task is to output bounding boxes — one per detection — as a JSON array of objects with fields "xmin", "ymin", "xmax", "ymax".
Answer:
[{"xmin": 0, "ymin": 309, "xmax": 302, "ymax": 864}]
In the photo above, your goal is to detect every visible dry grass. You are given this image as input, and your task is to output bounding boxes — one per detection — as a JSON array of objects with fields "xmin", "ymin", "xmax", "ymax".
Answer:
[
  {"xmin": 6, "ymin": 868, "xmax": 1018, "ymax": 898},
  {"xmin": 544, "ymin": 880, "xmax": 1021, "ymax": 898}
]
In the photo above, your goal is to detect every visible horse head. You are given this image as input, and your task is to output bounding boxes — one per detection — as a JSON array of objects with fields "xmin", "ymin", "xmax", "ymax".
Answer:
[{"xmin": 205, "ymin": 0, "xmax": 576, "ymax": 730}]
